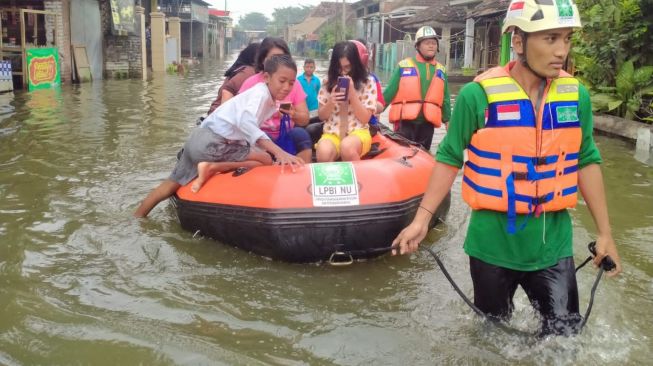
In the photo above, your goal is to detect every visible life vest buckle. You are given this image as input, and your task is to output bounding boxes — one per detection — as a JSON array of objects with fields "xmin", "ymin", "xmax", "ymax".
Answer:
[
  {"xmin": 534, "ymin": 157, "xmax": 550, "ymax": 165},
  {"xmin": 532, "ymin": 195, "xmax": 550, "ymax": 205},
  {"xmin": 512, "ymin": 171, "xmax": 529, "ymax": 180}
]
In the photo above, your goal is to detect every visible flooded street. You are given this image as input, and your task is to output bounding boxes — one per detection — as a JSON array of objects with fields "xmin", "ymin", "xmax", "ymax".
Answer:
[{"xmin": 1, "ymin": 53, "xmax": 652, "ymax": 365}]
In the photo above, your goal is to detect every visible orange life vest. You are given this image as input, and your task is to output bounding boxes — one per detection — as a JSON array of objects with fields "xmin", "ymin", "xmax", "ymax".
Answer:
[
  {"xmin": 461, "ymin": 63, "xmax": 582, "ymax": 233},
  {"xmin": 388, "ymin": 58, "xmax": 445, "ymax": 127}
]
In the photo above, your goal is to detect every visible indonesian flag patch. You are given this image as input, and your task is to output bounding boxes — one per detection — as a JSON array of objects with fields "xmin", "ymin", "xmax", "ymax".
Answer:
[
  {"xmin": 497, "ymin": 104, "xmax": 521, "ymax": 121},
  {"xmin": 506, "ymin": 1, "xmax": 525, "ymax": 19}
]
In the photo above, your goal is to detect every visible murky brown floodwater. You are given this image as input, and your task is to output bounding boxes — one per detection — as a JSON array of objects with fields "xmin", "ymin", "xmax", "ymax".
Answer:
[{"xmin": 0, "ymin": 53, "xmax": 651, "ymax": 365}]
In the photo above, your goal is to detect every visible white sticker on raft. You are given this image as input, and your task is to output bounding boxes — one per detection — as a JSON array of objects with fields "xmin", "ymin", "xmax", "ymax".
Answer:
[{"xmin": 310, "ymin": 162, "xmax": 360, "ymax": 207}]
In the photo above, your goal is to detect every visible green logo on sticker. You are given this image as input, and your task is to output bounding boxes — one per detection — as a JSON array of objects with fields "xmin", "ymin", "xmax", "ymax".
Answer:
[
  {"xmin": 313, "ymin": 162, "xmax": 354, "ymax": 186},
  {"xmin": 557, "ymin": 105, "xmax": 578, "ymax": 123},
  {"xmin": 555, "ymin": 0, "xmax": 574, "ymax": 18}
]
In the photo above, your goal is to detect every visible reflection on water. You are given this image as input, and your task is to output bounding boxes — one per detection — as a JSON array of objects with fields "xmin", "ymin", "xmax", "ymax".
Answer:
[{"xmin": 0, "ymin": 54, "xmax": 651, "ymax": 364}]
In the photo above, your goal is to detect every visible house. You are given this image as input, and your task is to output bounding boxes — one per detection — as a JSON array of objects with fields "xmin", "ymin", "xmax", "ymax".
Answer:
[
  {"xmin": 464, "ymin": 0, "xmax": 511, "ymax": 71},
  {"xmin": 208, "ymin": 9, "xmax": 232, "ymax": 59},
  {"xmin": 399, "ymin": 0, "xmax": 467, "ymax": 69},
  {"xmin": 351, "ymin": 0, "xmax": 433, "ymax": 44},
  {"xmin": 159, "ymin": 0, "xmax": 211, "ymax": 59},
  {"xmin": 286, "ymin": 2, "xmax": 354, "ymax": 56}
]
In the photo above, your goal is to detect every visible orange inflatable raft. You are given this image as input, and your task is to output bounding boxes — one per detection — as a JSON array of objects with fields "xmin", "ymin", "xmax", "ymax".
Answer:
[{"xmin": 172, "ymin": 130, "xmax": 450, "ymax": 263}]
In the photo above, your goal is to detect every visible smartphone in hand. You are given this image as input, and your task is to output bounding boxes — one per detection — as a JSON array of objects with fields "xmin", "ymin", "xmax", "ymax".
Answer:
[
  {"xmin": 336, "ymin": 77, "xmax": 350, "ymax": 101},
  {"xmin": 279, "ymin": 102, "xmax": 291, "ymax": 113}
]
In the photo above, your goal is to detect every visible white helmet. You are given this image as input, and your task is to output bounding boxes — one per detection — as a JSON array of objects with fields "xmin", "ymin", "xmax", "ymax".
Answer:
[
  {"xmin": 502, "ymin": 0, "xmax": 582, "ymax": 34},
  {"xmin": 414, "ymin": 26, "xmax": 438, "ymax": 46}
]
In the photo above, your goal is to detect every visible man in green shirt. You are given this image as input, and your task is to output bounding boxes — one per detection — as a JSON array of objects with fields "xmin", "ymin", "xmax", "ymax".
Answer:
[
  {"xmin": 393, "ymin": 0, "xmax": 622, "ymax": 336},
  {"xmin": 383, "ymin": 26, "xmax": 451, "ymax": 151}
]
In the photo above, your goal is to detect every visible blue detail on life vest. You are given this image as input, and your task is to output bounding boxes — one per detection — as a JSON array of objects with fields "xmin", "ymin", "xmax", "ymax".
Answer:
[
  {"xmin": 506, "ymin": 173, "xmax": 517, "ymax": 233},
  {"xmin": 401, "ymin": 67, "xmax": 418, "ymax": 77},
  {"xmin": 565, "ymin": 152, "xmax": 579, "ymax": 161},
  {"xmin": 369, "ymin": 114, "xmax": 379, "ymax": 126},
  {"xmin": 512, "ymin": 154, "xmax": 558, "ymax": 165},
  {"xmin": 562, "ymin": 186, "xmax": 578, "ymax": 196},
  {"xmin": 465, "ymin": 161, "xmax": 502, "ymax": 177},
  {"xmin": 463, "ymin": 176, "xmax": 503, "ymax": 197},
  {"xmin": 485, "ymin": 99, "xmax": 536, "ymax": 128},
  {"xmin": 468, "ymin": 144, "xmax": 501, "ymax": 160},
  {"xmin": 436, "ymin": 69, "xmax": 444, "ymax": 79},
  {"xmin": 542, "ymin": 101, "xmax": 581, "ymax": 130},
  {"xmin": 563, "ymin": 165, "xmax": 578, "ymax": 175}
]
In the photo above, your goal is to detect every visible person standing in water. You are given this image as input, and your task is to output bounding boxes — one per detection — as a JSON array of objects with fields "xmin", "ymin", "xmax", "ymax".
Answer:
[
  {"xmin": 392, "ymin": 0, "xmax": 622, "ymax": 336},
  {"xmin": 383, "ymin": 26, "xmax": 451, "ymax": 151}
]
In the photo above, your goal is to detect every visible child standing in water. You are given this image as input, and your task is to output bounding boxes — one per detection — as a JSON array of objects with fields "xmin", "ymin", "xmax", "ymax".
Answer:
[{"xmin": 134, "ymin": 55, "xmax": 304, "ymax": 218}]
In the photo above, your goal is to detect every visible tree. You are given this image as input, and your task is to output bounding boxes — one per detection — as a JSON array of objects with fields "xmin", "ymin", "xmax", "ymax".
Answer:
[
  {"xmin": 237, "ymin": 12, "xmax": 269, "ymax": 31},
  {"xmin": 573, "ymin": 0, "xmax": 653, "ymax": 121},
  {"xmin": 319, "ymin": 22, "xmax": 354, "ymax": 57},
  {"xmin": 267, "ymin": 6, "xmax": 314, "ymax": 37}
]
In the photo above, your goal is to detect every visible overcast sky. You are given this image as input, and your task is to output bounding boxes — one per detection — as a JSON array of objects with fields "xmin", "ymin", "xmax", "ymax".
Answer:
[{"xmin": 206, "ymin": 0, "xmax": 347, "ymax": 21}]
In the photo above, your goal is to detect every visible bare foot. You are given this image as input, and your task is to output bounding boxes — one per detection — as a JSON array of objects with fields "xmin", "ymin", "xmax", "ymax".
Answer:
[{"xmin": 191, "ymin": 162, "xmax": 211, "ymax": 193}]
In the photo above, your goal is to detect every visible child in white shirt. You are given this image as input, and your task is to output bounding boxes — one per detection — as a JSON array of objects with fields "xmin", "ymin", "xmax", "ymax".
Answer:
[{"xmin": 134, "ymin": 55, "xmax": 303, "ymax": 218}]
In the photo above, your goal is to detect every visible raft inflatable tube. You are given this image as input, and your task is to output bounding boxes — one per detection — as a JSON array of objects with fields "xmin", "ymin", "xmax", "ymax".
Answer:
[{"xmin": 172, "ymin": 130, "xmax": 450, "ymax": 263}]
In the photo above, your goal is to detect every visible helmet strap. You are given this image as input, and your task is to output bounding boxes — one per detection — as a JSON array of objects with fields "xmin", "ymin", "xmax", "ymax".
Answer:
[
  {"xmin": 415, "ymin": 40, "xmax": 439, "ymax": 61},
  {"xmin": 517, "ymin": 30, "xmax": 548, "ymax": 80}
]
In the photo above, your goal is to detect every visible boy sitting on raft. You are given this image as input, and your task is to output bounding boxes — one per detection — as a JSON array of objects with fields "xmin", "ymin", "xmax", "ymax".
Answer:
[{"xmin": 134, "ymin": 55, "xmax": 304, "ymax": 218}]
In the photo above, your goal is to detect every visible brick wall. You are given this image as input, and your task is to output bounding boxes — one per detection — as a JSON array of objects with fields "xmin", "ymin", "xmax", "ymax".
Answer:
[
  {"xmin": 44, "ymin": 0, "xmax": 72, "ymax": 83},
  {"xmin": 99, "ymin": 1, "xmax": 143, "ymax": 78}
]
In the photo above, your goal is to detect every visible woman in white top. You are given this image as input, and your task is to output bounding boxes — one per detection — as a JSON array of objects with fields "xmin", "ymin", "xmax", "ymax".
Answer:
[{"xmin": 316, "ymin": 41, "xmax": 377, "ymax": 162}]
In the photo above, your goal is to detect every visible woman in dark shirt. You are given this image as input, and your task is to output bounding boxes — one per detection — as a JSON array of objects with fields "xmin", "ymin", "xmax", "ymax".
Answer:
[{"xmin": 207, "ymin": 42, "xmax": 260, "ymax": 114}]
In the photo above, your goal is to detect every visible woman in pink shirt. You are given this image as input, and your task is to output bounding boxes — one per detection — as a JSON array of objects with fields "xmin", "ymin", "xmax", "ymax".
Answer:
[{"xmin": 239, "ymin": 37, "xmax": 312, "ymax": 163}]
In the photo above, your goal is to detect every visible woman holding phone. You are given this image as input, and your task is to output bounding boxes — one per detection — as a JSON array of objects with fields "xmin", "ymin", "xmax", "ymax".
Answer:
[{"xmin": 316, "ymin": 41, "xmax": 378, "ymax": 162}]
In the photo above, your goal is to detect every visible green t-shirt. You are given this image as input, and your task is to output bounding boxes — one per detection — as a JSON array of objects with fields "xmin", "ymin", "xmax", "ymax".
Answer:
[
  {"xmin": 383, "ymin": 58, "xmax": 452, "ymax": 123},
  {"xmin": 436, "ymin": 81, "xmax": 602, "ymax": 271}
]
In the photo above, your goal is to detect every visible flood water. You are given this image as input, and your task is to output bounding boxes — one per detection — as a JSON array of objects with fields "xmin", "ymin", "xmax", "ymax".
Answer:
[{"xmin": 0, "ymin": 54, "xmax": 651, "ymax": 365}]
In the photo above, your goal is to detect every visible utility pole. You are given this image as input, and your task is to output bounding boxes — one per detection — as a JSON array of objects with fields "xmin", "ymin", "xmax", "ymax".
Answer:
[{"xmin": 342, "ymin": 0, "xmax": 346, "ymax": 41}]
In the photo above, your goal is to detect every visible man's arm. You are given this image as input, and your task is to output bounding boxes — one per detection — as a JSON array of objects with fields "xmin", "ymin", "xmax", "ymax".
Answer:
[
  {"xmin": 382, "ymin": 67, "xmax": 401, "ymax": 110},
  {"xmin": 577, "ymin": 164, "xmax": 622, "ymax": 276},
  {"xmin": 441, "ymin": 72, "xmax": 451, "ymax": 122},
  {"xmin": 392, "ymin": 162, "xmax": 458, "ymax": 254}
]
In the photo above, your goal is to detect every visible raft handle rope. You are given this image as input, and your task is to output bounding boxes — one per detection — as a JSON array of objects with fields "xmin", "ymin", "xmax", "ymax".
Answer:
[
  {"xmin": 422, "ymin": 240, "xmax": 616, "ymax": 335},
  {"xmin": 328, "ymin": 251, "xmax": 354, "ymax": 266},
  {"xmin": 396, "ymin": 147, "xmax": 420, "ymax": 168}
]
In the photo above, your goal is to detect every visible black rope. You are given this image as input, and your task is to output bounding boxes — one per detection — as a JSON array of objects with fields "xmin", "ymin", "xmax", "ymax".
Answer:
[
  {"xmin": 421, "ymin": 246, "xmax": 534, "ymax": 337},
  {"xmin": 575, "ymin": 256, "xmax": 593, "ymax": 273},
  {"xmin": 420, "ymin": 242, "xmax": 613, "ymax": 336},
  {"xmin": 580, "ymin": 269, "xmax": 604, "ymax": 330}
]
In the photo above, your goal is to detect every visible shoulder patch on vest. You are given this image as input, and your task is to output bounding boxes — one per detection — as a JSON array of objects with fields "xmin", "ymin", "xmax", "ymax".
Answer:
[{"xmin": 398, "ymin": 58, "xmax": 415, "ymax": 68}]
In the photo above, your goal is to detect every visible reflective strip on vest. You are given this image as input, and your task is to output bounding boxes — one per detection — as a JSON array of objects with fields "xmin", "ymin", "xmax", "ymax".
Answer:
[
  {"xmin": 388, "ymin": 58, "xmax": 445, "ymax": 127},
  {"xmin": 461, "ymin": 67, "xmax": 582, "ymax": 233}
]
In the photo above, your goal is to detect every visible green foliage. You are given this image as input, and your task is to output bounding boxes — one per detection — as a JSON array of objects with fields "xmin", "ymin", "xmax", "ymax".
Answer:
[
  {"xmin": 318, "ymin": 22, "xmax": 354, "ymax": 56},
  {"xmin": 267, "ymin": 6, "xmax": 314, "ymax": 37},
  {"xmin": 591, "ymin": 60, "xmax": 653, "ymax": 119},
  {"xmin": 574, "ymin": 0, "xmax": 653, "ymax": 121},
  {"xmin": 237, "ymin": 12, "xmax": 269, "ymax": 31}
]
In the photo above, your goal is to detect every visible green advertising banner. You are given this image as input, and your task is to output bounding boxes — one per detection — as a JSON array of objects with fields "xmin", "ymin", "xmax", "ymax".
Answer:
[{"xmin": 26, "ymin": 47, "xmax": 61, "ymax": 91}]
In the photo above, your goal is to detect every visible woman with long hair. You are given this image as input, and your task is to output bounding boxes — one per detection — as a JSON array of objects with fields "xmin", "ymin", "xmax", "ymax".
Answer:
[
  {"xmin": 207, "ymin": 42, "xmax": 259, "ymax": 114},
  {"xmin": 316, "ymin": 41, "xmax": 377, "ymax": 162},
  {"xmin": 238, "ymin": 37, "xmax": 312, "ymax": 163}
]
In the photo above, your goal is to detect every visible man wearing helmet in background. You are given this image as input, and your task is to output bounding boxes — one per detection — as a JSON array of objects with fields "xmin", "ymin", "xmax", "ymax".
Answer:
[
  {"xmin": 383, "ymin": 26, "xmax": 451, "ymax": 151},
  {"xmin": 392, "ymin": 0, "xmax": 621, "ymax": 336}
]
